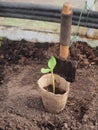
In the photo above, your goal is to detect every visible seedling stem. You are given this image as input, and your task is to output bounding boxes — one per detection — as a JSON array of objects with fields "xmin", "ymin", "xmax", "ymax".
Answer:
[{"xmin": 41, "ymin": 56, "xmax": 56, "ymax": 94}]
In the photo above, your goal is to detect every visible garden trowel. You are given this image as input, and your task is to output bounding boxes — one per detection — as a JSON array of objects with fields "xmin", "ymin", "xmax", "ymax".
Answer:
[{"xmin": 54, "ymin": 3, "xmax": 76, "ymax": 82}]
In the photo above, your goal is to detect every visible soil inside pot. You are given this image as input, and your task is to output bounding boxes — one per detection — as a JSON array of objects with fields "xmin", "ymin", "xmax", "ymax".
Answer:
[{"xmin": 44, "ymin": 85, "xmax": 66, "ymax": 94}]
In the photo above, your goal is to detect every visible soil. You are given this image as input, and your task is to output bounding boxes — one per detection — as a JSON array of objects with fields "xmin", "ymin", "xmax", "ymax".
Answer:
[
  {"xmin": 70, "ymin": 41, "xmax": 98, "ymax": 67},
  {"xmin": 0, "ymin": 39, "xmax": 98, "ymax": 130},
  {"xmin": 44, "ymin": 85, "xmax": 66, "ymax": 94}
]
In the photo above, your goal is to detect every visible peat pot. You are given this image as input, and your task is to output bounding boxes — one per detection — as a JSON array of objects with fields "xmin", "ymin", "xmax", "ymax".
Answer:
[{"xmin": 38, "ymin": 74, "xmax": 70, "ymax": 113}]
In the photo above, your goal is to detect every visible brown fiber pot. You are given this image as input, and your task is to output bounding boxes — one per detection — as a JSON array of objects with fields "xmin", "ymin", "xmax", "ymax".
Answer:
[{"xmin": 38, "ymin": 74, "xmax": 70, "ymax": 113}]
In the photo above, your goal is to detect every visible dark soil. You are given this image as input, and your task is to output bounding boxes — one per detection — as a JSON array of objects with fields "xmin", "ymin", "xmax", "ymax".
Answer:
[
  {"xmin": 44, "ymin": 85, "xmax": 66, "ymax": 94},
  {"xmin": 70, "ymin": 41, "xmax": 98, "ymax": 67},
  {"xmin": 0, "ymin": 39, "xmax": 98, "ymax": 130}
]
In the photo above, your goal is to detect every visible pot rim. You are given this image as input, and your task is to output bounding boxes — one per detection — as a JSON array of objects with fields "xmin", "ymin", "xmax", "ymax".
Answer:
[
  {"xmin": 39, "ymin": 85, "xmax": 69, "ymax": 96},
  {"xmin": 38, "ymin": 73, "xmax": 70, "ymax": 96}
]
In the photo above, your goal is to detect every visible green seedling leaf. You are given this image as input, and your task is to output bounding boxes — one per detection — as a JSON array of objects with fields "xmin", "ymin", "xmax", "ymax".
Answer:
[
  {"xmin": 48, "ymin": 56, "xmax": 56, "ymax": 70},
  {"xmin": 41, "ymin": 68, "xmax": 50, "ymax": 73}
]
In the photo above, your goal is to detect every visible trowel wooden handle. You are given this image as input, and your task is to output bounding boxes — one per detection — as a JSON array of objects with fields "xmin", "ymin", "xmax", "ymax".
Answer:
[{"xmin": 60, "ymin": 3, "xmax": 72, "ymax": 60}]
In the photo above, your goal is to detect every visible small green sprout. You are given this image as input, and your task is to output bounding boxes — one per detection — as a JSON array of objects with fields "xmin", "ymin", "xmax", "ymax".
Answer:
[{"xmin": 41, "ymin": 56, "xmax": 57, "ymax": 94}]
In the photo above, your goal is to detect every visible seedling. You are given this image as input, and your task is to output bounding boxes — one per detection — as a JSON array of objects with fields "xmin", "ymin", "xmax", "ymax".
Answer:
[{"xmin": 41, "ymin": 56, "xmax": 57, "ymax": 94}]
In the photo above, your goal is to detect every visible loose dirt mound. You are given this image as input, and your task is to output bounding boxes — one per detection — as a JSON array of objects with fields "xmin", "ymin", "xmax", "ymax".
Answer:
[{"xmin": 70, "ymin": 41, "xmax": 98, "ymax": 67}]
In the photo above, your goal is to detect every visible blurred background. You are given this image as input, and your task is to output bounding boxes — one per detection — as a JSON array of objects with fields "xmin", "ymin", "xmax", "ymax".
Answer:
[{"xmin": 0, "ymin": 0, "xmax": 98, "ymax": 46}]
